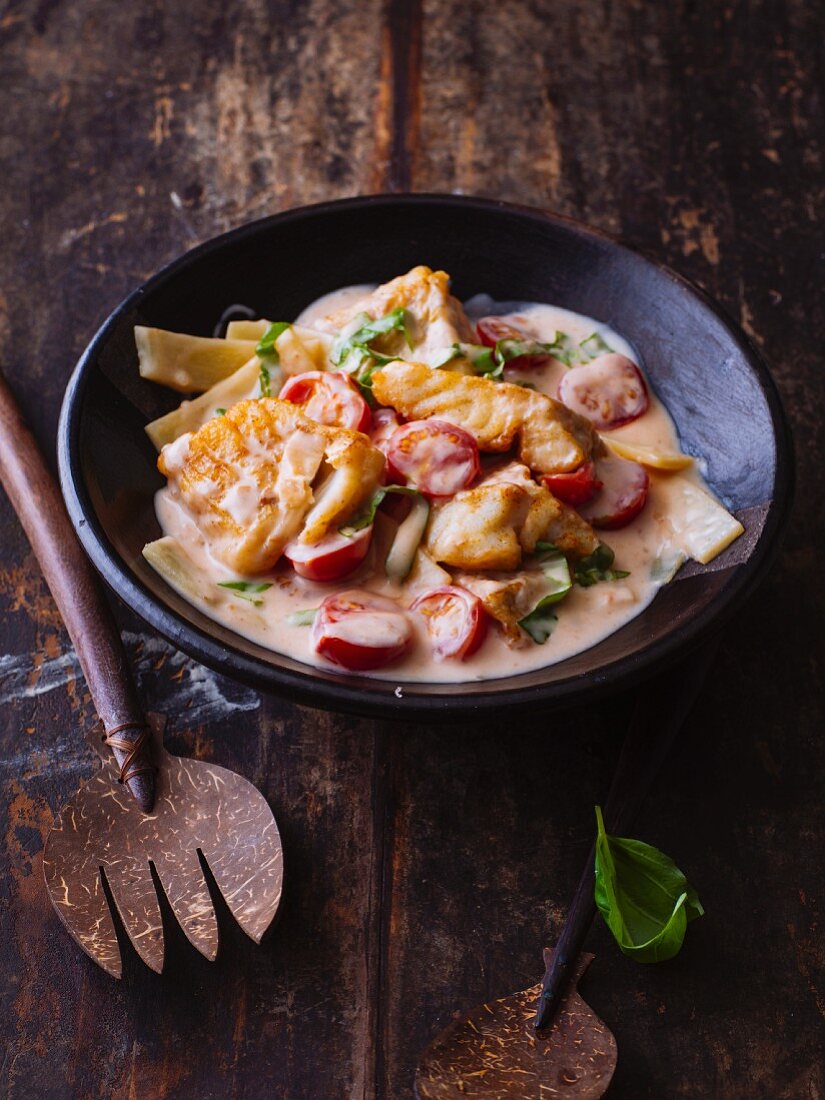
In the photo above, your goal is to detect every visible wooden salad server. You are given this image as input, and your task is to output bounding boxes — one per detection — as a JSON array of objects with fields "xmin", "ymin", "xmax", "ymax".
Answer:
[
  {"xmin": 415, "ymin": 645, "xmax": 717, "ymax": 1099},
  {"xmin": 0, "ymin": 373, "xmax": 283, "ymax": 977}
]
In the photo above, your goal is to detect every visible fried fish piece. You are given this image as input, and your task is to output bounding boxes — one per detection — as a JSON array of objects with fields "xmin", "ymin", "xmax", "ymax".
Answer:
[
  {"xmin": 454, "ymin": 571, "xmax": 553, "ymax": 645},
  {"xmin": 317, "ymin": 265, "xmax": 476, "ymax": 351},
  {"xmin": 158, "ymin": 398, "xmax": 384, "ymax": 574},
  {"xmin": 425, "ymin": 463, "xmax": 599, "ymax": 572},
  {"xmin": 371, "ymin": 360, "xmax": 601, "ymax": 474}
]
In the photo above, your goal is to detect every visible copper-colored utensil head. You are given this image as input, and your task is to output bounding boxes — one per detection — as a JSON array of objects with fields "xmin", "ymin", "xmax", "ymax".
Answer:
[
  {"xmin": 42, "ymin": 724, "xmax": 283, "ymax": 978},
  {"xmin": 414, "ymin": 951, "xmax": 617, "ymax": 1100}
]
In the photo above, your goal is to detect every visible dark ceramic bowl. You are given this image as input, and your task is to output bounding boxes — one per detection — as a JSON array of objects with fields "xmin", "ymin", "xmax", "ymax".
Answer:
[{"xmin": 58, "ymin": 195, "xmax": 793, "ymax": 719}]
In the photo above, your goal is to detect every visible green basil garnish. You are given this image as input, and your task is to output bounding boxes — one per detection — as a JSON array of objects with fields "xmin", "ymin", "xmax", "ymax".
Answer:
[
  {"xmin": 332, "ymin": 308, "xmax": 413, "ymax": 400},
  {"xmin": 217, "ymin": 580, "xmax": 273, "ymax": 606},
  {"xmin": 214, "ymin": 407, "xmax": 227, "ymax": 416},
  {"xmin": 287, "ymin": 608, "xmax": 318, "ymax": 626},
  {"xmin": 594, "ymin": 805, "xmax": 704, "ymax": 963},
  {"xmin": 255, "ymin": 321, "xmax": 291, "ymax": 397},
  {"xmin": 518, "ymin": 546, "xmax": 573, "ymax": 643},
  {"xmin": 436, "ymin": 328, "xmax": 615, "ymax": 381},
  {"xmin": 339, "ymin": 484, "xmax": 422, "ymax": 536},
  {"xmin": 573, "ymin": 543, "xmax": 630, "ymax": 587}
]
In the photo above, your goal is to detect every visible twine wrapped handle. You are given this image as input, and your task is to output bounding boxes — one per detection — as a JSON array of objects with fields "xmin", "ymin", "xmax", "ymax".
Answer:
[
  {"xmin": 0, "ymin": 372, "xmax": 156, "ymax": 812},
  {"xmin": 103, "ymin": 722, "xmax": 156, "ymax": 787}
]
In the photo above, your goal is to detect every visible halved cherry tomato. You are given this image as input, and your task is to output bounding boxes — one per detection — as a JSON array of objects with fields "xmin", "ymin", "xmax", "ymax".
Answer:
[
  {"xmin": 558, "ymin": 354, "xmax": 649, "ymax": 430},
  {"xmin": 540, "ymin": 461, "xmax": 603, "ymax": 507},
  {"xmin": 476, "ymin": 316, "xmax": 529, "ymax": 347},
  {"xmin": 279, "ymin": 371, "xmax": 372, "ymax": 432},
  {"xmin": 312, "ymin": 590, "xmax": 412, "ymax": 670},
  {"xmin": 284, "ymin": 526, "xmax": 372, "ymax": 583},
  {"xmin": 477, "ymin": 315, "xmax": 550, "ymax": 371},
  {"xmin": 386, "ymin": 419, "xmax": 480, "ymax": 498},
  {"xmin": 410, "ymin": 586, "xmax": 488, "ymax": 661},
  {"xmin": 578, "ymin": 454, "xmax": 649, "ymax": 529}
]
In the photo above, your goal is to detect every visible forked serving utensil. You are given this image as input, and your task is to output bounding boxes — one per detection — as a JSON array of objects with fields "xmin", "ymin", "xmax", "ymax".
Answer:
[
  {"xmin": 415, "ymin": 645, "xmax": 717, "ymax": 1099},
  {"xmin": 0, "ymin": 374, "xmax": 283, "ymax": 976}
]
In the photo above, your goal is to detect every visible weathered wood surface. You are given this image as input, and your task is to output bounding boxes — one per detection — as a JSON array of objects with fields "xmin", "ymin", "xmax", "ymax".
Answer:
[{"xmin": 0, "ymin": 1, "xmax": 822, "ymax": 1096}]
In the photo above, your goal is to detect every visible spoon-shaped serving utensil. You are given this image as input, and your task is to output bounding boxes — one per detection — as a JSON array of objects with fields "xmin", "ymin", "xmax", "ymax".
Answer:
[
  {"xmin": 415, "ymin": 644, "xmax": 717, "ymax": 1099},
  {"xmin": 0, "ymin": 374, "xmax": 283, "ymax": 975}
]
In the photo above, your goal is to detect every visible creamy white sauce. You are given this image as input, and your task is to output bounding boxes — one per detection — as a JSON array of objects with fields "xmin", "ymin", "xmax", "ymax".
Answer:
[{"xmin": 154, "ymin": 288, "xmax": 715, "ymax": 683}]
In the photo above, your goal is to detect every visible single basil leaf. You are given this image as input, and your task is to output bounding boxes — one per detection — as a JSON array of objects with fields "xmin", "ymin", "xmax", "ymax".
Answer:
[
  {"xmin": 579, "ymin": 331, "xmax": 613, "ymax": 360},
  {"xmin": 535, "ymin": 548, "xmax": 572, "ymax": 602},
  {"xmin": 518, "ymin": 602, "xmax": 559, "ymax": 644},
  {"xmin": 287, "ymin": 608, "xmax": 318, "ymax": 626},
  {"xmin": 339, "ymin": 484, "xmax": 421, "ymax": 536},
  {"xmin": 574, "ymin": 542, "xmax": 630, "ymax": 587},
  {"xmin": 594, "ymin": 805, "xmax": 704, "ymax": 964},
  {"xmin": 217, "ymin": 580, "xmax": 273, "ymax": 606},
  {"xmin": 259, "ymin": 360, "xmax": 272, "ymax": 397},
  {"xmin": 214, "ymin": 407, "xmax": 227, "ymax": 416},
  {"xmin": 255, "ymin": 321, "xmax": 291, "ymax": 362}
]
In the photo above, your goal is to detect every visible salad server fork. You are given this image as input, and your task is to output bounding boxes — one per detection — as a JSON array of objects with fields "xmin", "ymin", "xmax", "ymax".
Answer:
[{"xmin": 0, "ymin": 373, "xmax": 283, "ymax": 976}]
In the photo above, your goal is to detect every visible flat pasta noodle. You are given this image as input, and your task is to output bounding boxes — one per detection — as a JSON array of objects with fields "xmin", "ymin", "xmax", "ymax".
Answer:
[{"xmin": 136, "ymin": 326, "xmax": 257, "ymax": 393}]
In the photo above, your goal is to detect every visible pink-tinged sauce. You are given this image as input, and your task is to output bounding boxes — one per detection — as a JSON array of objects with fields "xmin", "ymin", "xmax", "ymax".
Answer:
[{"xmin": 153, "ymin": 289, "xmax": 717, "ymax": 683}]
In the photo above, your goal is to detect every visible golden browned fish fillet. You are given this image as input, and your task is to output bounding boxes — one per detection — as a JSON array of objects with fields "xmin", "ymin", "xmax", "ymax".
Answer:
[
  {"xmin": 425, "ymin": 462, "xmax": 599, "ymax": 571},
  {"xmin": 371, "ymin": 360, "xmax": 602, "ymax": 474},
  {"xmin": 317, "ymin": 265, "xmax": 476, "ymax": 349},
  {"xmin": 158, "ymin": 398, "xmax": 384, "ymax": 574}
]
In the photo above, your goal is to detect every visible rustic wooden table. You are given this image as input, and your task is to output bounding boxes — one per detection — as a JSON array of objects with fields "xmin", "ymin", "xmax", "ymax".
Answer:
[{"xmin": 1, "ymin": 2, "xmax": 822, "ymax": 1097}]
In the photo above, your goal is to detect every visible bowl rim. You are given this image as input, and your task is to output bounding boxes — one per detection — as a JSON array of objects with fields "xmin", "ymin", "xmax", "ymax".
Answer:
[{"xmin": 57, "ymin": 192, "xmax": 795, "ymax": 720}]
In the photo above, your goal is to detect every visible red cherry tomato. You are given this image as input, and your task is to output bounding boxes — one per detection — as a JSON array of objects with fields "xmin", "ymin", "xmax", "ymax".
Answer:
[
  {"xmin": 285, "ymin": 526, "xmax": 372, "ymax": 583},
  {"xmin": 476, "ymin": 316, "xmax": 529, "ymax": 347},
  {"xmin": 279, "ymin": 371, "xmax": 372, "ymax": 432},
  {"xmin": 540, "ymin": 461, "xmax": 603, "ymax": 507},
  {"xmin": 558, "ymin": 354, "xmax": 649, "ymax": 430},
  {"xmin": 410, "ymin": 586, "xmax": 488, "ymax": 661},
  {"xmin": 476, "ymin": 315, "xmax": 549, "ymax": 371},
  {"xmin": 386, "ymin": 419, "xmax": 480, "ymax": 498},
  {"xmin": 578, "ymin": 454, "xmax": 649, "ymax": 529},
  {"xmin": 312, "ymin": 590, "xmax": 412, "ymax": 670}
]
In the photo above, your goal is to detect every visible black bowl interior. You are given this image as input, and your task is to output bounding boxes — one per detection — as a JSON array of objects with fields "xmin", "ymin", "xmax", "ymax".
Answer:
[{"xmin": 58, "ymin": 195, "xmax": 792, "ymax": 719}]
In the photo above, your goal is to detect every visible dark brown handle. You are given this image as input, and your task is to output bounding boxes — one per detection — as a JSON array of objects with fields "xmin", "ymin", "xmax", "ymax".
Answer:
[
  {"xmin": 534, "ymin": 643, "xmax": 718, "ymax": 1030},
  {"xmin": 0, "ymin": 373, "xmax": 154, "ymax": 811}
]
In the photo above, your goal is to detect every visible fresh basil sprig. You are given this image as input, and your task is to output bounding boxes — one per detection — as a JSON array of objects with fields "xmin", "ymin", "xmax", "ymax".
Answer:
[
  {"xmin": 339, "ymin": 484, "xmax": 422, "ymax": 536},
  {"xmin": 518, "ymin": 544, "xmax": 573, "ymax": 643},
  {"xmin": 254, "ymin": 321, "xmax": 291, "ymax": 397},
  {"xmin": 217, "ymin": 580, "xmax": 273, "ymax": 606},
  {"xmin": 332, "ymin": 308, "xmax": 413, "ymax": 399},
  {"xmin": 573, "ymin": 543, "xmax": 630, "ymax": 587},
  {"xmin": 594, "ymin": 806, "xmax": 704, "ymax": 963}
]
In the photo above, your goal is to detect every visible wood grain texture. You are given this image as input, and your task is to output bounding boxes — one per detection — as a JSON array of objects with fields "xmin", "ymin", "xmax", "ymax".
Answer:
[{"xmin": 0, "ymin": 1, "xmax": 822, "ymax": 1098}]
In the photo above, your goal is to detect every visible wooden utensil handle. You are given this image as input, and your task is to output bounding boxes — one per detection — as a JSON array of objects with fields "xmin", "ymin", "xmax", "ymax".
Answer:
[
  {"xmin": 0, "ymin": 373, "xmax": 154, "ymax": 811},
  {"xmin": 535, "ymin": 643, "xmax": 718, "ymax": 1030}
]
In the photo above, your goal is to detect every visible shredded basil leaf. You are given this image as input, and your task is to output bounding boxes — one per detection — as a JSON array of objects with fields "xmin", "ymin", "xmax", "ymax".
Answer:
[
  {"xmin": 594, "ymin": 805, "xmax": 704, "ymax": 963},
  {"xmin": 438, "ymin": 329, "xmax": 613, "ymax": 383},
  {"xmin": 339, "ymin": 484, "xmax": 422, "ymax": 536},
  {"xmin": 573, "ymin": 543, "xmax": 630, "ymax": 587},
  {"xmin": 518, "ymin": 603, "xmax": 559, "ymax": 644},
  {"xmin": 258, "ymin": 360, "xmax": 272, "ymax": 397},
  {"xmin": 214, "ymin": 407, "xmax": 227, "ymax": 416},
  {"xmin": 580, "ymin": 331, "xmax": 613, "ymax": 359},
  {"xmin": 255, "ymin": 321, "xmax": 291, "ymax": 398},
  {"xmin": 518, "ymin": 547, "xmax": 573, "ymax": 642},
  {"xmin": 331, "ymin": 308, "xmax": 412, "ymax": 402},
  {"xmin": 255, "ymin": 321, "xmax": 291, "ymax": 362},
  {"xmin": 287, "ymin": 608, "xmax": 318, "ymax": 626},
  {"xmin": 217, "ymin": 580, "xmax": 273, "ymax": 606}
]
